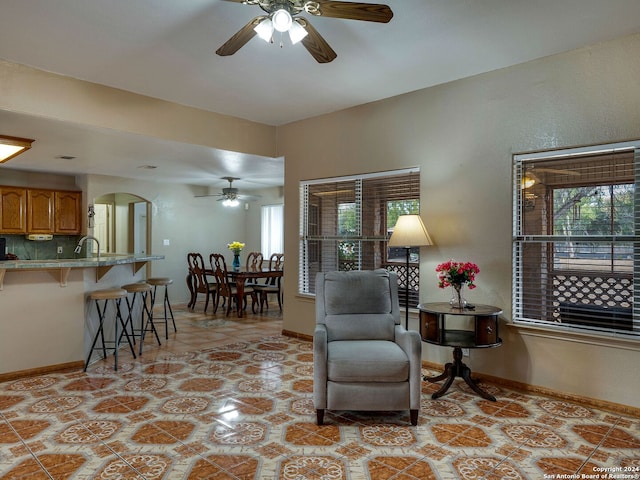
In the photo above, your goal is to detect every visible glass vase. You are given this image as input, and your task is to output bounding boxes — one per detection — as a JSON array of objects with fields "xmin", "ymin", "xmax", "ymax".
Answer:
[
  {"xmin": 449, "ymin": 284, "xmax": 467, "ymax": 309},
  {"xmin": 232, "ymin": 253, "xmax": 241, "ymax": 271}
]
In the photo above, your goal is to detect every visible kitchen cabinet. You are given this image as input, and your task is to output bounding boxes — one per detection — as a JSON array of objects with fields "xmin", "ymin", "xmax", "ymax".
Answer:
[
  {"xmin": 0, "ymin": 187, "xmax": 27, "ymax": 233},
  {"xmin": 55, "ymin": 191, "xmax": 82, "ymax": 234},
  {"xmin": 0, "ymin": 187, "xmax": 82, "ymax": 234},
  {"xmin": 27, "ymin": 189, "xmax": 54, "ymax": 233}
]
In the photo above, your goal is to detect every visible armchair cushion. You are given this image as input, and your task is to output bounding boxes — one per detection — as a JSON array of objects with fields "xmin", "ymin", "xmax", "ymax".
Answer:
[
  {"xmin": 325, "ymin": 314, "xmax": 395, "ymax": 341},
  {"xmin": 322, "ymin": 270, "xmax": 393, "ymax": 315},
  {"xmin": 328, "ymin": 340, "xmax": 409, "ymax": 382}
]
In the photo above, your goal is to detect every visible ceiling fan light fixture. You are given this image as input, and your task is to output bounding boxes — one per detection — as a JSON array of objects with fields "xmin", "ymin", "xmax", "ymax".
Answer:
[
  {"xmin": 288, "ymin": 19, "xmax": 308, "ymax": 44},
  {"xmin": 521, "ymin": 176, "xmax": 536, "ymax": 189},
  {"xmin": 272, "ymin": 9, "xmax": 292, "ymax": 33},
  {"xmin": 222, "ymin": 198, "xmax": 240, "ymax": 207},
  {"xmin": 254, "ymin": 17, "xmax": 274, "ymax": 42}
]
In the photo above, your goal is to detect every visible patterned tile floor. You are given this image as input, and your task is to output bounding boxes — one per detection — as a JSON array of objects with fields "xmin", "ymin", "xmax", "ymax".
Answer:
[{"xmin": 1, "ymin": 303, "xmax": 639, "ymax": 479}]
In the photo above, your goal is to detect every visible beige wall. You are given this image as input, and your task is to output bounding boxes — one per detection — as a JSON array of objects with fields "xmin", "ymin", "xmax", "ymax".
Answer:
[
  {"xmin": 0, "ymin": 60, "xmax": 276, "ymax": 158},
  {"xmin": 2, "ymin": 32, "xmax": 640, "ymax": 408},
  {"xmin": 279, "ymin": 33, "xmax": 640, "ymax": 408}
]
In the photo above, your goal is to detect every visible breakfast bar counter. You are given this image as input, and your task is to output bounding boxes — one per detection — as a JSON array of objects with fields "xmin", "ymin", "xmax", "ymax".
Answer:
[
  {"xmin": 0, "ymin": 254, "xmax": 164, "ymax": 288},
  {"xmin": 0, "ymin": 254, "xmax": 165, "ymax": 380}
]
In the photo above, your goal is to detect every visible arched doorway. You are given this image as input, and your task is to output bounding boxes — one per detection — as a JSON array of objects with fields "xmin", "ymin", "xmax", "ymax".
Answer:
[{"xmin": 94, "ymin": 193, "xmax": 150, "ymax": 255}]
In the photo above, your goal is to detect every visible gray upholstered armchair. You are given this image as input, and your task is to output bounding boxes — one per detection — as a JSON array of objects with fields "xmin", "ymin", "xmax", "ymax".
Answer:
[{"xmin": 313, "ymin": 269, "xmax": 422, "ymax": 426}]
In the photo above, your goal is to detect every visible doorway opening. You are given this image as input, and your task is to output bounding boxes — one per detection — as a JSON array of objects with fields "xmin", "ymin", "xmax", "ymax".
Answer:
[{"xmin": 94, "ymin": 193, "xmax": 151, "ymax": 255}]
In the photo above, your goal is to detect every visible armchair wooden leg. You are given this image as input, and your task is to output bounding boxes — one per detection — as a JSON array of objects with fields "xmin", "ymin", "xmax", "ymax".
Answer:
[
  {"xmin": 410, "ymin": 409, "xmax": 419, "ymax": 426},
  {"xmin": 316, "ymin": 409, "xmax": 325, "ymax": 425}
]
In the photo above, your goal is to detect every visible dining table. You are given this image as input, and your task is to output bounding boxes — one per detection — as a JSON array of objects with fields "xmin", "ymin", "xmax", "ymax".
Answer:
[
  {"xmin": 227, "ymin": 267, "xmax": 283, "ymax": 318},
  {"xmin": 187, "ymin": 265, "xmax": 283, "ymax": 318}
]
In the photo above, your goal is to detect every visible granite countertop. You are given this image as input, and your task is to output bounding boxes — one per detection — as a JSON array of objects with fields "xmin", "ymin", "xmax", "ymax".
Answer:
[{"xmin": 0, "ymin": 254, "xmax": 165, "ymax": 270}]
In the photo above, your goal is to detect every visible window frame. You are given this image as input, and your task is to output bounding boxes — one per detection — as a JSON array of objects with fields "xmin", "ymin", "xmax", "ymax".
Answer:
[
  {"xmin": 299, "ymin": 168, "xmax": 420, "ymax": 302},
  {"xmin": 512, "ymin": 140, "xmax": 640, "ymax": 340}
]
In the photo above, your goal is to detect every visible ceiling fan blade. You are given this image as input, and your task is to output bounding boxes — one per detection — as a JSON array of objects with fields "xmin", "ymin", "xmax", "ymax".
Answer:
[
  {"xmin": 535, "ymin": 167, "xmax": 581, "ymax": 176},
  {"xmin": 298, "ymin": 19, "xmax": 337, "ymax": 63},
  {"xmin": 216, "ymin": 16, "xmax": 264, "ymax": 56},
  {"xmin": 309, "ymin": 1, "xmax": 393, "ymax": 23}
]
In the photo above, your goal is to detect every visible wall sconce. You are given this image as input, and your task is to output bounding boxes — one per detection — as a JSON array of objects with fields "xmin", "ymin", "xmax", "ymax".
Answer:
[
  {"xmin": 0, "ymin": 135, "xmax": 34, "ymax": 163},
  {"xmin": 87, "ymin": 205, "xmax": 95, "ymax": 228}
]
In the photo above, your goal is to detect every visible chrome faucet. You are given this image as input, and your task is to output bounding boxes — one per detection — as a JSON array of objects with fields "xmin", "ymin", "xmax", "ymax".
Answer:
[{"xmin": 74, "ymin": 235, "xmax": 100, "ymax": 261}]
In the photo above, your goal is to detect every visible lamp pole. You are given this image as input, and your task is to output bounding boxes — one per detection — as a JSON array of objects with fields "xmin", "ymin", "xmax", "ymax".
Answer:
[
  {"xmin": 388, "ymin": 215, "xmax": 433, "ymax": 331},
  {"xmin": 403, "ymin": 246, "xmax": 411, "ymax": 329}
]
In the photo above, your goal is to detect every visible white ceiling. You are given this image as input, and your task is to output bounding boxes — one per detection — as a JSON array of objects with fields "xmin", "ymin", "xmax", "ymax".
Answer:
[{"xmin": 2, "ymin": 0, "xmax": 640, "ymax": 190}]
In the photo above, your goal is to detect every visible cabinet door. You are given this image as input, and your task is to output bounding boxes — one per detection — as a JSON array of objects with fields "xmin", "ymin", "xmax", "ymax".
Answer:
[
  {"xmin": 55, "ymin": 191, "xmax": 82, "ymax": 234},
  {"xmin": 0, "ymin": 187, "xmax": 27, "ymax": 233},
  {"xmin": 27, "ymin": 189, "xmax": 54, "ymax": 233}
]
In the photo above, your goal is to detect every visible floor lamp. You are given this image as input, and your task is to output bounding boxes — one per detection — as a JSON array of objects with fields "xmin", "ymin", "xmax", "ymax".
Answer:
[{"xmin": 388, "ymin": 215, "xmax": 433, "ymax": 329}]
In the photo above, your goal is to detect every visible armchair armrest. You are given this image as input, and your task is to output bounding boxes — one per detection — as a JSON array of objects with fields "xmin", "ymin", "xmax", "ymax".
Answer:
[
  {"xmin": 313, "ymin": 324, "xmax": 328, "ymax": 409},
  {"xmin": 394, "ymin": 325, "xmax": 423, "ymax": 409}
]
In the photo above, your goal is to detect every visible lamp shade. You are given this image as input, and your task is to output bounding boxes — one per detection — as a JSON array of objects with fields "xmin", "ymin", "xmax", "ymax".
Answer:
[{"xmin": 388, "ymin": 214, "xmax": 433, "ymax": 248}]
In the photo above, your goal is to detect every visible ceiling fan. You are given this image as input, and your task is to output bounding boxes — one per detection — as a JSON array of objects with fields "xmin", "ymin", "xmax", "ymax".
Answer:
[
  {"xmin": 523, "ymin": 165, "xmax": 580, "ymax": 189},
  {"xmin": 195, "ymin": 176, "xmax": 261, "ymax": 206},
  {"xmin": 216, "ymin": 0, "xmax": 394, "ymax": 63}
]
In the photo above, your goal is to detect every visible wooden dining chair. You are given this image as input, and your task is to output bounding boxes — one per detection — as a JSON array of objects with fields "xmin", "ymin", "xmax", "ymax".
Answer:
[
  {"xmin": 245, "ymin": 251, "xmax": 264, "ymax": 271},
  {"xmin": 187, "ymin": 252, "xmax": 217, "ymax": 313},
  {"xmin": 210, "ymin": 253, "xmax": 258, "ymax": 316},
  {"xmin": 243, "ymin": 251, "xmax": 263, "ymax": 284},
  {"xmin": 253, "ymin": 253, "xmax": 284, "ymax": 312}
]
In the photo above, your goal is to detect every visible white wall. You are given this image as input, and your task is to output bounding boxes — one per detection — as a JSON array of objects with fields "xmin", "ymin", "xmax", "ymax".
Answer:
[{"xmin": 279, "ymin": 33, "xmax": 640, "ymax": 408}]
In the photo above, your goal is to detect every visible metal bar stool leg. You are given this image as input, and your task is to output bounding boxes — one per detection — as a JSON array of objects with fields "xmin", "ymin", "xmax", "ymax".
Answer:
[
  {"xmin": 115, "ymin": 298, "xmax": 137, "ymax": 366},
  {"xmin": 147, "ymin": 278, "xmax": 176, "ymax": 340},
  {"xmin": 122, "ymin": 282, "xmax": 161, "ymax": 355},
  {"xmin": 139, "ymin": 288, "xmax": 162, "ymax": 355},
  {"xmin": 85, "ymin": 289, "xmax": 133, "ymax": 372}
]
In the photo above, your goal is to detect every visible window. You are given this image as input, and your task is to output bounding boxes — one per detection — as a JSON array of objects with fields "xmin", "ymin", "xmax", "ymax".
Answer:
[
  {"xmin": 261, "ymin": 204, "xmax": 284, "ymax": 258},
  {"xmin": 513, "ymin": 142, "xmax": 639, "ymax": 338},
  {"xmin": 299, "ymin": 168, "xmax": 420, "ymax": 307}
]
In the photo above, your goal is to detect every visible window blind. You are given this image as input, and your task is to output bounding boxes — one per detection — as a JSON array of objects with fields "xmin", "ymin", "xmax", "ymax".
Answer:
[
  {"xmin": 261, "ymin": 204, "xmax": 284, "ymax": 258},
  {"xmin": 513, "ymin": 142, "xmax": 640, "ymax": 339},
  {"xmin": 299, "ymin": 169, "xmax": 420, "ymax": 298}
]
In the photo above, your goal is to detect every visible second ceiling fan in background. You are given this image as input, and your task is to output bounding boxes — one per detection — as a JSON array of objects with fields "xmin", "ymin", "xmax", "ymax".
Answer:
[{"xmin": 216, "ymin": 0, "xmax": 393, "ymax": 63}]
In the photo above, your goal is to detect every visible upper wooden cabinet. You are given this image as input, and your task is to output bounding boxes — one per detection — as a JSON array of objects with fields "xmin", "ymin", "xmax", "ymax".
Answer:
[
  {"xmin": 27, "ymin": 189, "xmax": 55, "ymax": 233},
  {"xmin": 0, "ymin": 187, "xmax": 82, "ymax": 234},
  {"xmin": 54, "ymin": 191, "xmax": 82, "ymax": 234},
  {"xmin": 0, "ymin": 187, "xmax": 27, "ymax": 233}
]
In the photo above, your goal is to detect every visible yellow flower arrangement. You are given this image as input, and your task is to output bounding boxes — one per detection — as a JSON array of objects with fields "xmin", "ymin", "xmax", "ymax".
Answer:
[{"xmin": 227, "ymin": 241, "xmax": 245, "ymax": 254}]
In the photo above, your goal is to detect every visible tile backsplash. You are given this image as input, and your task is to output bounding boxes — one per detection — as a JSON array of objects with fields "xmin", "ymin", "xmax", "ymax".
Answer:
[{"xmin": 0, "ymin": 234, "xmax": 85, "ymax": 260}]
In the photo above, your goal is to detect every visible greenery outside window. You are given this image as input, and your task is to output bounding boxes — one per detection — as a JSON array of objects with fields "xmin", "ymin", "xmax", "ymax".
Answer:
[
  {"xmin": 299, "ymin": 168, "xmax": 420, "ymax": 307},
  {"xmin": 513, "ymin": 141, "xmax": 639, "ymax": 338}
]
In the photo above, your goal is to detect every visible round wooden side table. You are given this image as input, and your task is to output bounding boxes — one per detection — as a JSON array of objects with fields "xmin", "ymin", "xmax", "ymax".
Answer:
[{"xmin": 418, "ymin": 302, "xmax": 502, "ymax": 401}]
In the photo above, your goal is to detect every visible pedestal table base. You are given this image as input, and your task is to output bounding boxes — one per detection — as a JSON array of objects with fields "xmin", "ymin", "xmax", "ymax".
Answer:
[{"xmin": 425, "ymin": 346, "xmax": 496, "ymax": 401}]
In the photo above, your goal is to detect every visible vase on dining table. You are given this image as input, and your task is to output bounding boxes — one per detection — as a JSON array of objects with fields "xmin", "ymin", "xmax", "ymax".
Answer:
[
  {"xmin": 232, "ymin": 252, "xmax": 241, "ymax": 271},
  {"xmin": 449, "ymin": 284, "xmax": 467, "ymax": 309}
]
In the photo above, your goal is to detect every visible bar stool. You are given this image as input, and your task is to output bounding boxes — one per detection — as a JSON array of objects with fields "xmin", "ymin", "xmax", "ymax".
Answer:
[
  {"xmin": 121, "ymin": 282, "xmax": 161, "ymax": 355},
  {"xmin": 147, "ymin": 277, "xmax": 176, "ymax": 339},
  {"xmin": 85, "ymin": 288, "xmax": 136, "ymax": 372}
]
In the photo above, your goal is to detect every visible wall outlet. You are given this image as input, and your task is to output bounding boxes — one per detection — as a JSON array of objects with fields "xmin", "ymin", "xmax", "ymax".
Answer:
[
  {"xmin": 57, "ymin": 246, "xmax": 63, "ymax": 254},
  {"xmin": 462, "ymin": 348, "xmax": 470, "ymax": 357}
]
